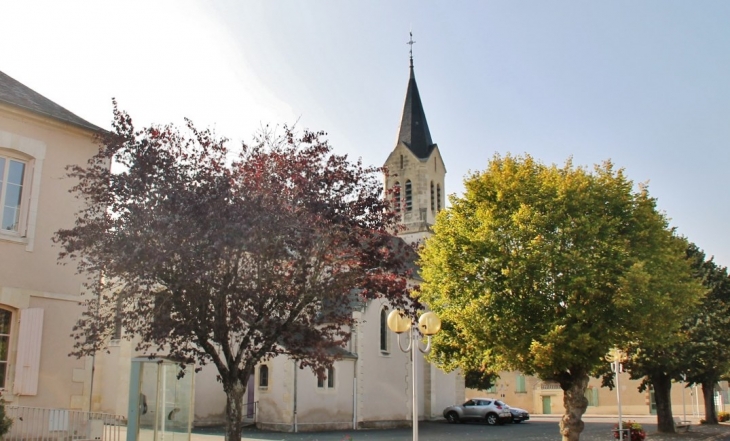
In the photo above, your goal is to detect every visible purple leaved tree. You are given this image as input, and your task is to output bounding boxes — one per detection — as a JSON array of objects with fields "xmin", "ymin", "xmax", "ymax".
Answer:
[{"xmin": 55, "ymin": 103, "xmax": 415, "ymax": 441}]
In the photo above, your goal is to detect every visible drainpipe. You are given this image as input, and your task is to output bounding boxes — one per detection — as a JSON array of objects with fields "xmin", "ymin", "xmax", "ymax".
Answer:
[
  {"xmin": 352, "ymin": 360, "xmax": 357, "ymax": 430},
  {"xmin": 293, "ymin": 360, "xmax": 298, "ymax": 433}
]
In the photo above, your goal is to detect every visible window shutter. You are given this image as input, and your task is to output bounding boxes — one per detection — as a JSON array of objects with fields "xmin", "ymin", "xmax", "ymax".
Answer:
[
  {"xmin": 516, "ymin": 374, "xmax": 526, "ymax": 393},
  {"xmin": 14, "ymin": 308, "xmax": 44, "ymax": 395}
]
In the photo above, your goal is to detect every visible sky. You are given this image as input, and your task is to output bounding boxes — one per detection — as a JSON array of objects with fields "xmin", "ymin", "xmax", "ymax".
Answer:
[{"xmin": 2, "ymin": 1, "xmax": 729, "ymax": 266}]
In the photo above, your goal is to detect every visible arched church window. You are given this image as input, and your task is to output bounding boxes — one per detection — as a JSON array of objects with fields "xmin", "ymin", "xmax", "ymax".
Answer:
[
  {"xmin": 380, "ymin": 308, "xmax": 389, "ymax": 352},
  {"xmin": 259, "ymin": 365, "xmax": 269, "ymax": 388},
  {"xmin": 437, "ymin": 184, "xmax": 442, "ymax": 212},
  {"xmin": 393, "ymin": 182, "xmax": 401, "ymax": 213},
  {"xmin": 430, "ymin": 182, "xmax": 435, "ymax": 212},
  {"xmin": 405, "ymin": 180, "xmax": 412, "ymax": 212}
]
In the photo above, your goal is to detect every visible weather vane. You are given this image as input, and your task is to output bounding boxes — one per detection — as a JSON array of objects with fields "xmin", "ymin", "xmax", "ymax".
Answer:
[{"xmin": 407, "ymin": 31, "xmax": 416, "ymax": 67}]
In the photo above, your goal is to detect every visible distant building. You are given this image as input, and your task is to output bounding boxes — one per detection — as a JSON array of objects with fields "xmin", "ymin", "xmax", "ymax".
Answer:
[
  {"xmin": 466, "ymin": 371, "xmax": 726, "ymax": 418},
  {"xmin": 0, "ymin": 70, "xmax": 102, "ymax": 410}
]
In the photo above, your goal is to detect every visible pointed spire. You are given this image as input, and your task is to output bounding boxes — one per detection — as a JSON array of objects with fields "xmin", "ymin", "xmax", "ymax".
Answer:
[{"xmin": 397, "ymin": 32, "xmax": 434, "ymax": 159}]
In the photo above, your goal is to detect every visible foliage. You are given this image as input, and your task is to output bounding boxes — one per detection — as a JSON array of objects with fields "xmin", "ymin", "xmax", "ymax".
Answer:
[
  {"xmin": 418, "ymin": 154, "xmax": 702, "ymax": 440},
  {"xmin": 0, "ymin": 398, "xmax": 12, "ymax": 438},
  {"xmin": 464, "ymin": 368, "xmax": 499, "ymax": 392},
  {"xmin": 620, "ymin": 242, "xmax": 730, "ymax": 431},
  {"xmin": 55, "ymin": 103, "xmax": 415, "ymax": 441},
  {"xmin": 679, "ymin": 244, "xmax": 730, "ymax": 424},
  {"xmin": 717, "ymin": 411, "xmax": 729, "ymax": 422},
  {"xmin": 613, "ymin": 421, "xmax": 646, "ymax": 441}
]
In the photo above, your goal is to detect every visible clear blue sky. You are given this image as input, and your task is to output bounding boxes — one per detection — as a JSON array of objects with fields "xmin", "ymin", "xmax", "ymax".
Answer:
[{"xmin": 2, "ymin": 1, "xmax": 729, "ymax": 266}]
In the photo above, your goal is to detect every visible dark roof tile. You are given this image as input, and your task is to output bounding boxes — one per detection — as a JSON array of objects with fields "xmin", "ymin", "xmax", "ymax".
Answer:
[{"xmin": 0, "ymin": 70, "xmax": 102, "ymax": 132}]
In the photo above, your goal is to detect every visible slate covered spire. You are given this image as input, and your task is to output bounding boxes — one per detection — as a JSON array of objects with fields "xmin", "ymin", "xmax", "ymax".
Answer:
[{"xmin": 396, "ymin": 41, "xmax": 435, "ymax": 160}]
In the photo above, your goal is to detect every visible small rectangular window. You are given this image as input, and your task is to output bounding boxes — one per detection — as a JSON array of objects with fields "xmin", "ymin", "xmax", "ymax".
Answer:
[{"xmin": 318, "ymin": 366, "xmax": 335, "ymax": 389}]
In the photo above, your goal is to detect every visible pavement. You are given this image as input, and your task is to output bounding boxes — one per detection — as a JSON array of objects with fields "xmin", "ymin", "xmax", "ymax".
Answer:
[{"xmin": 185, "ymin": 415, "xmax": 730, "ymax": 441}]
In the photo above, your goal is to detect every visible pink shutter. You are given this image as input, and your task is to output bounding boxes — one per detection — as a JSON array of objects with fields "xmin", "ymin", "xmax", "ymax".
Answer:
[{"xmin": 13, "ymin": 308, "xmax": 44, "ymax": 395}]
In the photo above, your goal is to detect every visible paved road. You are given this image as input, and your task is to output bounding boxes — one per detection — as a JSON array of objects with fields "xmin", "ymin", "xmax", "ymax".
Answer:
[{"xmin": 191, "ymin": 416, "xmax": 730, "ymax": 441}]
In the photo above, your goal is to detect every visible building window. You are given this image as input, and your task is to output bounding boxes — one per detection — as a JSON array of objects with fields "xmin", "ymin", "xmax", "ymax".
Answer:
[
  {"xmin": 585, "ymin": 387, "xmax": 599, "ymax": 406},
  {"xmin": 380, "ymin": 308, "xmax": 389, "ymax": 353},
  {"xmin": 0, "ymin": 135, "xmax": 46, "ymax": 251},
  {"xmin": 259, "ymin": 365, "xmax": 269, "ymax": 388},
  {"xmin": 436, "ymin": 184, "xmax": 442, "ymax": 211},
  {"xmin": 393, "ymin": 182, "xmax": 401, "ymax": 213},
  {"xmin": 0, "ymin": 156, "xmax": 26, "ymax": 232},
  {"xmin": 516, "ymin": 374, "xmax": 526, "ymax": 393},
  {"xmin": 0, "ymin": 309, "xmax": 10, "ymax": 388},
  {"xmin": 317, "ymin": 366, "xmax": 335, "ymax": 389},
  {"xmin": 405, "ymin": 180, "xmax": 412, "ymax": 212},
  {"xmin": 430, "ymin": 182, "xmax": 435, "ymax": 212},
  {"xmin": 400, "ymin": 155, "xmax": 404, "ymax": 169}
]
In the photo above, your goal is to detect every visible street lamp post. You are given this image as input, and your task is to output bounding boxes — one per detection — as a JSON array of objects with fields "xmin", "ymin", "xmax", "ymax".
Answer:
[
  {"xmin": 387, "ymin": 310, "xmax": 441, "ymax": 441},
  {"xmin": 606, "ymin": 348, "xmax": 628, "ymax": 441}
]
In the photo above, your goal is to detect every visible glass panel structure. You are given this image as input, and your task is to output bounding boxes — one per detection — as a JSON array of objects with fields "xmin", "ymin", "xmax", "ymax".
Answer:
[{"xmin": 128, "ymin": 358, "xmax": 194, "ymax": 441}]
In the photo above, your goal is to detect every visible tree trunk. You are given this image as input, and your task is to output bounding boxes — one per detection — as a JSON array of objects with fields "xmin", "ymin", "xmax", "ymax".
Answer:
[
  {"xmin": 650, "ymin": 372, "xmax": 675, "ymax": 433},
  {"xmin": 559, "ymin": 372, "xmax": 589, "ymax": 441},
  {"xmin": 224, "ymin": 378, "xmax": 246, "ymax": 441},
  {"xmin": 702, "ymin": 380, "xmax": 718, "ymax": 424}
]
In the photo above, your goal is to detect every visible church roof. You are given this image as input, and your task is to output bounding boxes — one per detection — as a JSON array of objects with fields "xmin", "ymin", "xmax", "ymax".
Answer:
[
  {"xmin": 396, "ymin": 60, "xmax": 435, "ymax": 160},
  {"xmin": 0, "ymin": 70, "xmax": 102, "ymax": 132}
]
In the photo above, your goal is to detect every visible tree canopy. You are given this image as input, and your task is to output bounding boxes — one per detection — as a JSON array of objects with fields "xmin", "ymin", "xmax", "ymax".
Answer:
[
  {"xmin": 679, "ymin": 245, "xmax": 730, "ymax": 423},
  {"xmin": 620, "ymin": 243, "xmax": 730, "ymax": 431},
  {"xmin": 417, "ymin": 154, "xmax": 703, "ymax": 441},
  {"xmin": 55, "ymin": 103, "xmax": 415, "ymax": 441}
]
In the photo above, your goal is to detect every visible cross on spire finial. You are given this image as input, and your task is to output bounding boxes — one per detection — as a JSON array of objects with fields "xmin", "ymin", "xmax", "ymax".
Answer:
[{"xmin": 407, "ymin": 31, "xmax": 416, "ymax": 68}]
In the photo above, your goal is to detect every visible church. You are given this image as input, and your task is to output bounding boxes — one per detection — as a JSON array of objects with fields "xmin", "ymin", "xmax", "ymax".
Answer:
[{"xmin": 191, "ymin": 49, "xmax": 464, "ymax": 432}]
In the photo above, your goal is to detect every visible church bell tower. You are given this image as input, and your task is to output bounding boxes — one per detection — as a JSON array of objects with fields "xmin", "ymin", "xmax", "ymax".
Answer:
[{"xmin": 383, "ymin": 34, "xmax": 447, "ymax": 245}]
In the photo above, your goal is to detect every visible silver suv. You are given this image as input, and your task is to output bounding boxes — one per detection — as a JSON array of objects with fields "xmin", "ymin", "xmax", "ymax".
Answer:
[{"xmin": 443, "ymin": 398, "xmax": 513, "ymax": 425}]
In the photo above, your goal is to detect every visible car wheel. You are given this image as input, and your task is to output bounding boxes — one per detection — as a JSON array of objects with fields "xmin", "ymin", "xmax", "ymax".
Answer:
[
  {"xmin": 445, "ymin": 411, "xmax": 460, "ymax": 424},
  {"xmin": 485, "ymin": 413, "xmax": 499, "ymax": 426}
]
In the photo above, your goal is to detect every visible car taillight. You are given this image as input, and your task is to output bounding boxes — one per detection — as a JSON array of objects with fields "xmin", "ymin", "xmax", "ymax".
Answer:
[{"xmin": 495, "ymin": 404, "xmax": 502, "ymax": 409}]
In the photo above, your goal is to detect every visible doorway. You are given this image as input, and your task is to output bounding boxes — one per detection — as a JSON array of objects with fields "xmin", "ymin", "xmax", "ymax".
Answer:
[
  {"xmin": 542, "ymin": 396, "xmax": 552, "ymax": 414},
  {"xmin": 247, "ymin": 375, "xmax": 255, "ymax": 418}
]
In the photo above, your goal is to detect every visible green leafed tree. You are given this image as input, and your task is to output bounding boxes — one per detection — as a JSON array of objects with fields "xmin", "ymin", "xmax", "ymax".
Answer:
[
  {"xmin": 417, "ymin": 154, "xmax": 703, "ymax": 441},
  {"xmin": 622, "ymin": 243, "xmax": 730, "ymax": 431},
  {"xmin": 680, "ymin": 244, "xmax": 730, "ymax": 424},
  {"xmin": 464, "ymin": 368, "xmax": 499, "ymax": 392}
]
